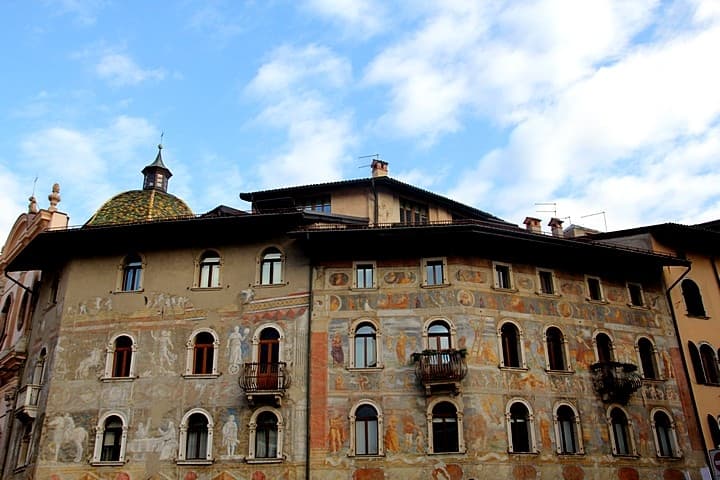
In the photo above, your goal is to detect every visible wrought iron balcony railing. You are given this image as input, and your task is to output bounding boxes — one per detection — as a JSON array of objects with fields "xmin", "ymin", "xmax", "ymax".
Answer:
[
  {"xmin": 590, "ymin": 362, "xmax": 642, "ymax": 404},
  {"xmin": 412, "ymin": 349, "xmax": 468, "ymax": 395},
  {"xmin": 15, "ymin": 384, "xmax": 41, "ymax": 419},
  {"xmin": 239, "ymin": 362, "xmax": 290, "ymax": 405}
]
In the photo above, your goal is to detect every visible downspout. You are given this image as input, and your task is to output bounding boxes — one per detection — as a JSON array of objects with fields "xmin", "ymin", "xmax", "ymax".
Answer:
[
  {"xmin": 4, "ymin": 270, "xmax": 35, "ymax": 296},
  {"xmin": 304, "ymin": 237, "xmax": 314, "ymax": 480},
  {"xmin": 664, "ymin": 263, "xmax": 712, "ymax": 470}
]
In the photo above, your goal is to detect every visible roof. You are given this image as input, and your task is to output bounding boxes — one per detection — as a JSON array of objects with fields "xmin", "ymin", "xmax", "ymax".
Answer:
[
  {"xmin": 240, "ymin": 176, "xmax": 511, "ymax": 225},
  {"xmin": 587, "ymin": 221, "xmax": 720, "ymax": 254},
  {"xmin": 85, "ymin": 189, "xmax": 194, "ymax": 227}
]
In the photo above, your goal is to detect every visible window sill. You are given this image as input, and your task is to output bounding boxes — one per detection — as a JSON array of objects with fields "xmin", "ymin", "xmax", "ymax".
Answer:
[
  {"xmin": 246, "ymin": 457, "xmax": 284, "ymax": 464},
  {"xmin": 492, "ymin": 287, "xmax": 518, "ymax": 293},
  {"xmin": 499, "ymin": 366, "xmax": 528, "ymax": 372},
  {"xmin": 113, "ymin": 289, "xmax": 144, "ymax": 294},
  {"xmin": 182, "ymin": 373, "xmax": 221, "ymax": 379},
  {"xmin": 557, "ymin": 452, "xmax": 585, "ymax": 456},
  {"xmin": 255, "ymin": 282, "xmax": 288, "ymax": 288},
  {"xmin": 190, "ymin": 286, "xmax": 224, "ymax": 291},
  {"xmin": 627, "ymin": 303, "xmax": 649, "ymax": 310},
  {"xmin": 611, "ymin": 453, "xmax": 639, "ymax": 459},
  {"xmin": 545, "ymin": 369, "xmax": 574, "ymax": 375},
  {"xmin": 585, "ymin": 298, "xmax": 608, "ymax": 304},
  {"xmin": 347, "ymin": 366, "xmax": 384, "ymax": 372},
  {"xmin": 641, "ymin": 377, "xmax": 665, "ymax": 383},
  {"xmin": 91, "ymin": 460, "xmax": 126, "ymax": 466},
  {"xmin": 347, "ymin": 453, "xmax": 385, "ymax": 458},
  {"xmin": 508, "ymin": 450, "xmax": 539, "ymax": 455},
  {"xmin": 685, "ymin": 314, "xmax": 710, "ymax": 320},
  {"xmin": 100, "ymin": 376, "xmax": 137, "ymax": 382},
  {"xmin": 350, "ymin": 287, "xmax": 378, "ymax": 292},
  {"xmin": 421, "ymin": 283, "xmax": 450, "ymax": 289},
  {"xmin": 428, "ymin": 449, "xmax": 467, "ymax": 455},
  {"xmin": 656, "ymin": 454, "xmax": 683, "ymax": 460},
  {"xmin": 177, "ymin": 459, "xmax": 214, "ymax": 465},
  {"xmin": 536, "ymin": 291, "xmax": 561, "ymax": 298}
]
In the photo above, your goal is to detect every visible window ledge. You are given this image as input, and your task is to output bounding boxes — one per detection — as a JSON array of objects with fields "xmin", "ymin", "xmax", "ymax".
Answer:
[
  {"xmin": 508, "ymin": 450, "xmax": 539, "ymax": 455},
  {"xmin": 585, "ymin": 298, "xmax": 608, "ymax": 304},
  {"xmin": 641, "ymin": 377, "xmax": 665, "ymax": 383},
  {"xmin": 100, "ymin": 376, "xmax": 137, "ymax": 382},
  {"xmin": 182, "ymin": 373, "xmax": 221, "ymax": 379},
  {"xmin": 421, "ymin": 283, "xmax": 450, "ymax": 289},
  {"xmin": 627, "ymin": 303, "xmax": 649, "ymax": 310},
  {"xmin": 177, "ymin": 459, "xmax": 214, "ymax": 465},
  {"xmin": 91, "ymin": 460, "xmax": 126, "ymax": 466},
  {"xmin": 428, "ymin": 449, "xmax": 467, "ymax": 455},
  {"xmin": 656, "ymin": 454, "xmax": 683, "ymax": 460},
  {"xmin": 499, "ymin": 366, "xmax": 528, "ymax": 372},
  {"xmin": 350, "ymin": 287, "xmax": 378, "ymax": 292},
  {"xmin": 255, "ymin": 282, "xmax": 289, "ymax": 288},
  {"xmin": 536, "ymin": 292, "xmax": 561, "ymax": 298},
  {"xmin": 246, "ymin": 457, "xmax": 284, "ymax": 464},
  {"xmin": 492, "ymin": 287, "xmax": 518, "ymax": 293},
  {"xmin": 347, "ymin": 366, "xmax": 384, "ymax": 372},
  {"xmin": 685, "ymin": 314, "xmax": 710, "ymax": 320},
  {"xmin": 611, "ymin": 453, "xmax": 639, "ymax": 459},
  {"xmin": 545, "ymin": 369, "xmax": 574, "ymax": 375},
  {"xmin": 113, "ymin": 289, "xmax": 144, "ymax": 294},
  {"xmin": 347, "ymin": 454, "xmax": 385, "ymax": 459},
  {"xmin": 190, "ymin": 287, "xmax": 224, "ymax": 291},
  {"xmin": 557, "ymin": 452, "xmax": 585, "ymax": 456}
]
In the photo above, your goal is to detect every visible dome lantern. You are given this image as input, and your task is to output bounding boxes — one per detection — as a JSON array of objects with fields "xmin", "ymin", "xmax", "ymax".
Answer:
[{"xmin": 141, "ymin": 143, "xmax": 172, "ymax": 193}]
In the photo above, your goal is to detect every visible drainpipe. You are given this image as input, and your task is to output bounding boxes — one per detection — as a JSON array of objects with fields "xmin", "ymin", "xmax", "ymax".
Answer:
[
  {"xmin": 4, "ymin": 271, "xmax": 35, "ymax": 296},
  {"xmin": 305, "ymin": 261, "xmax": 314, "ymax": 480},
  {"xmin": 664, "ymin": 263, "xmax": 712, "ymax": 472}
]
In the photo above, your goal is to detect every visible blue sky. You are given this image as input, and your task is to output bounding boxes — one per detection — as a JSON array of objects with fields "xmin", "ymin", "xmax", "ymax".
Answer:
[{"xmin": 1, "ymin": 0, "xmax": 720, "ymax": 244}]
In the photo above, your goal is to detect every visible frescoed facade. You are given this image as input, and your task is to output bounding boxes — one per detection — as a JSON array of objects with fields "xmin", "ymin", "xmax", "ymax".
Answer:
[{"xmin": 0, "ymin": 156, "xmax": 710, "ymax": 479}]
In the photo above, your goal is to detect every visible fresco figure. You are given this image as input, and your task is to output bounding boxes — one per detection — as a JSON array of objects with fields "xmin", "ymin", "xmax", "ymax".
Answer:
[
  {"xmin": 385, "ymin": 416, "xmax": 401, "ymax": 453},
  {"xmin": 395, "ymin": 331, "xmax": 407, "ymax": 364},
  {"xmin": 222, "ymin": 415, "xmax": 239, "ymax": 456},
  {"xmin": 74, "ymin": 348, "xmax": 102, "ymax": 379},
  {"xmin": 328, "ymin": 415, "xmax": 345, "ymax": 453},
  {"xmin": 331, "ymin": 332, "xmax": 344, "ymax": 366},
  {"xmin": 49, "ymin": 414, "xmax": 87, "ymax": 462},
  {"xmin": 158, "ymin": 420, "xmax": 177, "ymax": 460},
  {"xmin": 152, "ymin": 330, "xmax": 177, "ymax": 372},
  {"xmin": 227, "ymin": 326, "xmax": 249, "ymax": 372}
]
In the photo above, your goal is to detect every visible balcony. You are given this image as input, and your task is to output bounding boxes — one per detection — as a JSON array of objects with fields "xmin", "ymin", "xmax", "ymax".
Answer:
[
  {"xmin": 590, "ymin": 362, "xmax": 642, "ymax": 404},
  {"xmin": 412, "ymin": 349, "xmax": 468, "ymax": 396},
  {"xmin": 15, "ymin": 384, "xmax": 41, "ymax": 419},
  {"xmin": 239, "ymin": 362, "xmax": 290, "ymax": 406}
]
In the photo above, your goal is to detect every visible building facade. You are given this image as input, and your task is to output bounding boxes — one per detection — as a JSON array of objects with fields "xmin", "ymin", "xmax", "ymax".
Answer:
[{"xmin": 0, "ymin": 157, "xmax": 710, "ymax": 479}]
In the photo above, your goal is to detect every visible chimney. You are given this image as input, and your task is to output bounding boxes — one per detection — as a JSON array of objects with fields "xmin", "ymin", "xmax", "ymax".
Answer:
[
  {"xmin": 548, "ymin": 217, "xmax": 564, "ymax": 237},
  {"xmin": 371, "ymin": 159, "xmax": 388, "ymax": 177},
  {"xmin": 523, "ymin": 217, "xmax": 542, "ymax": 234}
]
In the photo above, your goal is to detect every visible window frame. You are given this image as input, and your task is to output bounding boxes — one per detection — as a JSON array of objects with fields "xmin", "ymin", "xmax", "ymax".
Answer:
[
  {"xmin": 257, "ymin": 247, "xmax": 285, "ymax": 286},
  {"xmin": 352, "ymin": 261, "xmax": 377, "ymax": 290},
  {"xmin": 544, "ymin": 326, "xmax": 572, "ymax": 373},
  {"xmin": 626, "ymin": 282, "xmax": 645, "ymax": 307},
  {"xmin": 422, "ymin": 317, "xmax": 456, "ymax": 351},
  {"xmin": 184, "ymin": 329, "xmax": 220, "ymax": 378},
  {"xmin": 399, "ymin": 198, "xmax": 428, "ymax": 225},
  {"xmin": 585, "ymin": 275, "xmax": 605, "ymax": 302},
  {"xmin": 422, "ymin": 257, "xmax": 447, "ymax": 287},
  {"xmin": 536, "ymin": 269, "xmax": 558, "ymax": 296},
  {"xmin": 178, "ymin": 408, "xmax": 214, "ymax": 464},
  {"xmin": 636, "ymin": 336, "xmax": 661, "ymax": 380},
  {"xmin": 493, "ymin": 262, "xmax": 514, "ymax": 290},
  {"xmin": 117, "ymin": 254, "xmax": 144, "ymax": 292},
  {"xmin": 650, "ymin": 408, "xmax": 682, "ymax": 458},
  {"xmin": 498, "ymin": 320, "xmax": 527, "ymax": 370},
  {"xmin": 349, "ymin": 400, "xmax": 384, "ymax": 457},
  {"xmin": 426, "ymin": 397, "xmax": 466, "ymax": 454},
  {"xmin": 15, "ymin": 419, "xmax": 34, "ymax": 469},
  {"xmin": 553, "ymin": 402, "xmax": 584, "ymax": 455},
  {"xmin": 102, "ymin": 333, "xmax": 138, "ymax": 381},
  {"xmin": 348, "ymin": 318, "xmax": 383, "ymax": 370},
  {"xmin": 247, "ymin": 407, "xmax": 285, "ymax": 463},
  {"xmin": 607, "ymin": 405, "xmax": 637, "ymax": 457},
  {"xmin": 505, "ymin": 399, "xmax": 538, "ymax": 454},
  {"xmin": 593, "ymin": 331, "xmax": 615, "ymax": 363},
  {"xmin": 195, "ymin": 250, "xmax": 222, "ymax": 289},
  {"xmin": 699, "ymin": 342, "xmax": 720, "ymax": 385},
  {"xmin": 681, "ymin": 279, "xmax": 707, "ymax": 317},
  {"xmin": 92, "ymin": 412, "xmax": 129, "ymax": 465}
]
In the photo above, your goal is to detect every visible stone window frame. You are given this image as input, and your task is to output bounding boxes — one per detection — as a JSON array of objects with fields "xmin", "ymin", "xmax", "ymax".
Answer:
[
  {"xmin": 606, "ymin": 405, "xmax": 638, "ymax": 457},
  {"xmin": 116, "ymin": 253, "xmax": 145, "ymax": 293},
  {"xmin": 497, "ymin": 319, "xmax": 527, "ymax": 370},
  {"xmin": 505, "ymin": 398, "xmax": 538, "ymax": 454},
  {"xmin": 536, "ymin": 268, "xmax": 559, "ymax": 296},
  {"xmin": 543, "ymin": 325, "xmax": 573, "ymax": 373},
  {"xmin": 426, "ymin": 396, "xmax": 466, "ymax": 454},
  {"xmin": 422, "ymin": 257, "xmax": 448, "ymax": 287},
  {"xmin": 650, "ymin": 408, "xmax": 682, "ymax": 459},
  {"xmin": 256, "ymin": 246, "xmax": 286, "ymax": 287},
  {"xmin": 348, "ymin": 399, "xmax": 385, "ymax": 457},
  {"xmin": 91, "ymin": 411, "xmax": 129, "ymax": 465},
  {"xmin": 102, "ymin": 333, "xmax": 138, "ymax": 381},
  {"xmin": 177, "ymin": 408, "xmax": 214, "ymax": 464},
  {"xmin": 552, "ymin": 401, "xmax": 584, "ymax": 455},
  {"xmin": 592, "ymin": 330, "xmax": 616, "ymax": 363},
  {"xmin": 184, "ymin": 328, "xmax": 220, "ymax": 378},
  {"xmin": 635, "ymin": 336, "xmax": 661, "ymax": 381},
  {"xmin": 193, "ymin": 249, "xmax": 224, "ymax": 289},
  {"xmin": 247, "ymin": 406, "xmax": 285, "ymax": 463},
  {"xmin": 492, "ymin": 261, "xmax": 515, "ymax": 291},
  {"xmin": 348, "ymin": 317, "xmax": 383, "ymax": 370}
]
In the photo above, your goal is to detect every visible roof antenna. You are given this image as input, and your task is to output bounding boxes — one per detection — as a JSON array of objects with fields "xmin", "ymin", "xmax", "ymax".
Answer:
[
  {"xmin": 358, "ymin": 154, "xmax": 380, "ymax": 168},
  {"xmin": 580, "ymin": 211, "xmax": 608, "ymax": 232},
  {"xmin": 535, "ymin": 202, "xmax": 557, "ymax": 217}
]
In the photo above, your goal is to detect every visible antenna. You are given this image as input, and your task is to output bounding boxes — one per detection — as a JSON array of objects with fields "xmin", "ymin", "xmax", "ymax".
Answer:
[
  {"xmin": 357, "ymin": 154, "xmax": 380, "ymax": 168},
  {"xmin": 580, "ymin": 211, "xmax": 608, "ymax": 232},
  {"xmin": 535, "ymin": 202, "xmax": 557, "ymax": 217}
]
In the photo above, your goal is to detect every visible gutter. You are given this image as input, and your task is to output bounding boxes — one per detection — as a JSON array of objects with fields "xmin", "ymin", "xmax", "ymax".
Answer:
[{"xmin": 3, "ymin": 270, "xmax": 35, "ymax": 296}]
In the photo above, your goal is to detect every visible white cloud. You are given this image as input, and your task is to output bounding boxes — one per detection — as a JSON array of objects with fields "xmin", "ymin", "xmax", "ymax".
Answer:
[
  {"xmin": 303, "ymin": 0, "xmax": 387, "ymax": 38},
  {"xmin": 95, "ymin": 53, "xmax": 165, "ymax": 86},
  {"xmin": 44, "ymin": 0, "xmax": 103, "ymax": 26},
  {"xmin": 188, "ymin": 3, "xmax": 245, "ymax": 41}
]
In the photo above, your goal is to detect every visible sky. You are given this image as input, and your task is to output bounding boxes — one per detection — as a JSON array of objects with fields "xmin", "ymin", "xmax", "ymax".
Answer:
[{"xmin": 1, "ymin": 0, "xmax": 720, "ymax": 245}]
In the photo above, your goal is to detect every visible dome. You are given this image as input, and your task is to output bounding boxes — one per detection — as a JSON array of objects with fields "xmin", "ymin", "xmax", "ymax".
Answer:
[{"xmin": 85, "ymin": 189, "xmax": 194, "ymax": 227}]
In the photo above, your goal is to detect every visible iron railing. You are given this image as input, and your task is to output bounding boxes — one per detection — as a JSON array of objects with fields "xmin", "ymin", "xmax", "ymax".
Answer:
[
  {"xmin": 239, "ymin": 362, "xmax": 290, "ymax": 393},
  {"xmin": 590, "ymin": 362, "xmax": 642, "ymax": 404}
]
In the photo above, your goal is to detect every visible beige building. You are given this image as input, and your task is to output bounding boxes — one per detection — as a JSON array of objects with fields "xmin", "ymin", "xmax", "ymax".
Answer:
[{"xmin": 0, "ymin": 156, "xmax": 709, "ymax": 479}]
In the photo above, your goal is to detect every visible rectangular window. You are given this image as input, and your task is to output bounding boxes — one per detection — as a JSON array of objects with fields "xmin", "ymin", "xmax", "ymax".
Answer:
[
  {"xmin": 494, "ymin": 263, "xmax": 513, "ymax": 289},
  {"xmin": 425, "ymin": 259, "xmax": 445, "ymax": 286},
  {"xmin": 355, "ymin": 263, "xmax": 375, "ymax": 289},
  {"xmin": 538, "ymin": 270, "xmax": 555, "ymax": 295},
  {"xmin": 627, "ymin": 283, "xmax": 644, "ymax": 306},
  {"xmin": 299, "ymin": 196, "xmax": 331, "ymax": 213},
  {"xmin": 399, "ymin": 199, "xmax": 428, "ymax": 225},
  {"xmin": 586, "ymin": 276, "xmax": 603, "ymax": 301}
]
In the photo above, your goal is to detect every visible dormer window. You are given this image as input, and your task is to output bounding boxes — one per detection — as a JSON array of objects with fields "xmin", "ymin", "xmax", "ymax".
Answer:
[{"xmin": 400, "ymin": 199, "xmax": 428, "ymax": 225}]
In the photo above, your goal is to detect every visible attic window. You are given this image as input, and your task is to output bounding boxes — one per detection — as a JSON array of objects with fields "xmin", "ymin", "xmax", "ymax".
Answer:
[
  {"xmin": 299, "ymin": 196, "xmax": 331, "ymax": 213},
  {"xmin": 400, "ymin": 199, "xmax": 428, "ymax": 225}
]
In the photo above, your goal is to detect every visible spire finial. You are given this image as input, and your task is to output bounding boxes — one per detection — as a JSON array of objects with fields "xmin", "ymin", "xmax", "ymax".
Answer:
[{"xmin": 159, "ymin": 131, "xmax": 164, "ymax": 150}]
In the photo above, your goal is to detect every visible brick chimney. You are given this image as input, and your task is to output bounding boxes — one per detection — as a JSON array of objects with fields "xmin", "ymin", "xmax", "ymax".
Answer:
[
  {"xmin": 548, "ymin": 217, "xmax": 564, "ymax": 237},
  {"xmin": 371, "ymin": 159, "xmax": 388, "ymax": 177},
  {"xmin": 523, "ymin": 217, "xmax": 542, "ymax": 234}
]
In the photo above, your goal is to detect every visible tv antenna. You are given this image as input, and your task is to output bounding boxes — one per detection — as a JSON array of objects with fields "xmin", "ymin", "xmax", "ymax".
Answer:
[
  {"xmin": 358, "ymin": 154, "xmax": 381, "ymax": 168},
  {"xmin": 535, "ymin": 202, "xmax": 557, "ymax": 217},
  {"xmin": 580, "ymin": 211, "xmax": 608, "ymax": 232}
]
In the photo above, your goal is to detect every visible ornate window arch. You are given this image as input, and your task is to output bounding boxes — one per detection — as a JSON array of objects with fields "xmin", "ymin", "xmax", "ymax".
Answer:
[
  {"xmin": 195, "ymin": 250, "xmax": 223, "ymax": 288},
  {"xmin": 699, "ymin": 342, "xmax": 720, "ymax": 384},
  {"xmin": 422, "ymin": 317, "xmax": 456, "ymax": 351},
  {"xmin": 593, "ymin": 330, "xmax": 615, "ymax": 363},
  {"xmin": 681, "ymin": 279, "xmax": 706, "ymax": 317},
  {"xmin": 349, "ymin": 400, "xmax": 384, "ymax": 456},
  {"xmin": 92, "ymin": 411, "xmax": 128, "ymax": 464},
  {"xmin": 426, "ymin": 397, "xmax": 465, "ymax": 454},
  {"xmin": 103, "ymin": 333, "xmax": 137, "ymax": 380},
  {"xmin": 178, "ymin": 408, "xmax": 214, "ymax": 463},
  {"xmin": 606, "ymin": 405, "xmax": 637, "ymax": 456},
  {"xmin": 258, "ymin": 246, "xmax": 285, "ymax": 286},
  {"xmin": 544, "ymin": 325, "xmax": 571, "ymax": 372},
  {"xmin": 650, "ymin": 408, "xmax": 681, "ymax": 458},
  {"xmin": 552, "ymin": 402, "xmax": 583, "ymax": 454},
  {"xmin": 505, "ymin": 399, "xmax": 537, "ymax": 453},
  {"xmin": 498, "ymin": 320, "xmax": 526, "ymax": 369},
  {"xmin": 185, "ymin": 329, "xmax": 220, "ymax": 377},
  {"xmin": 636, "ymin": 336, "xmax": 660, "ymax": 380},
  {"xmin": 117, "ymin": 253, "xmax": 144, "ymax": 292},
  {"xmin": 247, "ymin": 406, "xmax": 285, "ymax": 462},
  {"xmin": 348, "ymin": 318, "xmax": 383, "ymax": 369}
]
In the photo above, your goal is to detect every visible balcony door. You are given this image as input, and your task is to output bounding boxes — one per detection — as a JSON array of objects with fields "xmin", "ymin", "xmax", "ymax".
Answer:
[{"xmin": 258, "ymin": 328, "xmax": 280, "ymax": 389}]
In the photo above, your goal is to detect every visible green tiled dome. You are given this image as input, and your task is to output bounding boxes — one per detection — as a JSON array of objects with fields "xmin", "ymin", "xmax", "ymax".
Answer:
[{"xmin": 85, "ymin": 189, "xmax": 193, "ymax": 227}]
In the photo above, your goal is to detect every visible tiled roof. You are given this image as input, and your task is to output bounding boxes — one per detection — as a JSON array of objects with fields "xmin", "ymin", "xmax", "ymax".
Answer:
[{"xmin": 85, "ymin": 189, "xmax": 193, "ymax": 227}]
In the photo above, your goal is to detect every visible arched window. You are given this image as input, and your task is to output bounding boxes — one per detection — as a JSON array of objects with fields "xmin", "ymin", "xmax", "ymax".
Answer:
[
  {"xmin": 700, "ymin": 344, "xmax": 720, "ymax": 384},
  {"xmin": 428, "ymin": 320, "xmax": 451, "ymax": 350},
  {"xmin": 688, "ymin": 342, "xmax": 706, "ymax": 384},
  {"xmin": 499, "ymin": 322, "xmax": 524, "ymax": 369},
  {"xmin": 113, "ymin": 336, "xmax": 133, "ymax": 377},
  {"xmin": 248, "ymin": 407, "xmax": 285, "ymax": 461},
  {"xmin": 608, "ymin": 406, "xmax": 635, "ymax": 456},
  {"xmin": 198, "ymin": 250, "xmax": 221, "ymax": 288},
  {"xmin": 594, "ymin": 332, "xmax": 614, "ymax": 363},
  {"xmin": 257, "ymin": 328, "xmax": 280, "ymax": 389},
  {"xmin": 121, "ymin": 254, "xmax": 143, "ymax": 292},
  {"xmin": 350, "ymin": 402, "xmax": 383, "ymax": 456},
  {"xmin": 637, "ymin": 337, "xmax": 659, "ymax": 380},
  {"xmin": 260, "ymin": 247, "xmax": 283, "ymax": 285},
  {"xmin": 545, "ymin": 326, "xmax": 568, "ymax": 371},
  {"xmin": 506, "ymin": 400, "xmax": 536, "ymax": 453},
  {"xmin": 429, "ymin": 401, "xmax": 464, "ymax": 453},
  {"xmin": 554, "ymin": 404, "xmax": 583, "ymax": 454},
  {"xmin": 92, "ymin": 413, "xmax": 128, "ymax": 464},
  {"xmin": 185, "ymin": 330, "xmax": 219, "ymax": 377},
  {"xmin": 1, "ymin": 296, "xmax": 12, "ymax": 340},
  {"xmin": 651, "ymin": 409, "xmax": 680, "ymax": 458},
  {"xmin": 178, "ymin": 410, "xmax": 213, "ymax": 463},
  {"xmin": 681, "ymin": 279, "xmax": 706, "ymax": 317},
  {"xmin": 707, "ymin": 414, "xmax": 720, "ymax": 448},
  {"xmin": 352, "ymin": 322, "xmax": 378, "ymax": 368}
]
